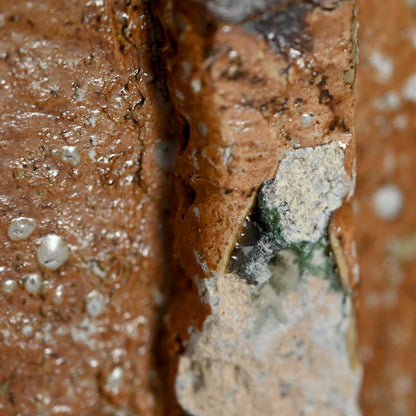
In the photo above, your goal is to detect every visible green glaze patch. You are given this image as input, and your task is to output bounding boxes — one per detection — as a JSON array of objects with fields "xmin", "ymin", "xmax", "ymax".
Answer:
[{"xmin": 229, "ymin": 179, "xmax": 340, "ymax": 290}]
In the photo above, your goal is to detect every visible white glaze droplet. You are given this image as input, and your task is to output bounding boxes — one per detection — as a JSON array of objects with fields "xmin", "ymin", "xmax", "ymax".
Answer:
[
  {"xmin": 106, "ymin": 366, "xmax": 124, "ymax": 395},
  {"xmin": 7, "ymin": 217, "xmax": 37, "ymax": 241},
  {"xmin": 61, "ymin": 146, "xmax": 81, "ymax": 166},
  {"xmin": 22, "ymin": 325, "xmax": 33, "ymax": 337},
  {"xmin": 301, "ymin": 113, "xmax": 316, "ymax": 128},
  {"xmin": 86, "ymin": 290, "xmax": 106, "ymax": 318},
  {"xmin": 24, "ymin": 273, "xmax": 42, "ymax": 295},
  {"xmin": 36, "ymin": 234, "xmax": 70, "ymax": 270},
  {"xmin": 54, "ymin": 285, "xmax": 64, "ymax": 305},
  {"xmin": 3, "ymin": 279, "xmax": 16, "ymax": 294}
]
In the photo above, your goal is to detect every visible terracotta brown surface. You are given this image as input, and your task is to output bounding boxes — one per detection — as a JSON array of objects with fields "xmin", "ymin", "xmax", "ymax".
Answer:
[
  {"xmin": 156, "ymin": 0, "xmax": 357, "ymax": 279},
  {"xmin": 156, "ymin": 0, "xmax": 361, "ymax": 414},
  {"xmin": 355, "ymin": 0, "xmax": 416, "ymax": 415},
  {"xmin": 0, "ymin": 0, "xmax": 381, "ymax": 414},
  {"xmin": 0, "ymin": 1, "xmax": 176, "ymax": 414}
]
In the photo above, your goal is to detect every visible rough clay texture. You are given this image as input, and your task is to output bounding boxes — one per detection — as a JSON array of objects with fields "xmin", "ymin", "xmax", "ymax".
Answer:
[
  {"xmin": 0, "ymin": 0, "xmax": 364, "ymax": 415},
  {"xmin": 0, "ymin": 1, "xmax": 174, "ymax": 414},
  {"xmin": 155, "ymin": 1, "xmax": 362, "ymax": 414},
  {"xmin": 156, "ymin": 0, "xmax": 358, "ymax": 280},
  {"xmin": 355, "ymin": 0, "xmax": 416, "ymax": 415},
  {"xmin": 177, "ymin": 272, "xmax": 361, "ymax": 416},
  {"xmin": 271, "ymin": 142, "xmax": 351, "ymax": 244}
]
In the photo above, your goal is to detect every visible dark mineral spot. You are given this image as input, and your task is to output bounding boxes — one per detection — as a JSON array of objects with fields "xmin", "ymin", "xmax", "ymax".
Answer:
[
  {"xmin": 319, "ymin": 89, "xmax": 333, "ymax": 104},
  {"xmin": 243, "ymin": 3, "xmax": 312, "ymax": 56}
]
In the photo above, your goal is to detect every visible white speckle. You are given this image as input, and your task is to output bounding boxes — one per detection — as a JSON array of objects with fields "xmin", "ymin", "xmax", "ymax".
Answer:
[
  {"xmin": 24, "ymin": 273, "xmax": 42, "ymax": 295},
  {"xmin": 193, "ymin": 249, "xmax": 209, "ymax": 273},
  {"xmin": 154, "ymin": 290, "xmax": 165, "ymax": 306},
  {"xmin": 402, "ymin": 73, "xmax": 416, "ymax": 102},
  {"xmin": 52, "ymin": 405, "xmax": 73, "ymax": 414},
  {"xmin": 106, "ymin": 366, "xmax": 124, "ymax": 395},
  {"xmin": 194, "ymin": 276, "xmax": 218, "ymax": 310},
  {"xmin": 338, "ymin": 141, "xmax": 348, "ymax": 150},
  {"xmin": 70, "ymin": 317, "xmax": 97, "ymax": 350},
  {"xmin": 89, "ymin": 359, "xmax": 99, "ymax": 368},
  {"xmin": 191, "ymin": 78, "xmax": 201, "ymax": 93},
  {"xmin": 175, "ymin": 90, "xmax": 185, "ymax": 100},
  {"xmin": 153, "ymin": 140, "xmax": 177, "ymax": 172},
  {"xmin": 141, "ymin": 71, "xmax": 153, "ymax": 83},
  {"xmin": 88, "ymin": 149, "xmax": 97, "ymax": 161},
  {"xmin": 7, "ymin": 217, "xmax": 37, "ymax": 241},
  {"xmin": 222, "ymin": 147, "xmax": 232, "ymax": 166},
  {"xmin": 352, "ymin": 263, "xmax": 360, "ymax": 286},
  {"xmin": 393, "ymin": 114, "xmax": 408, "ymax": 130},
  {"xmin": 73, "ymin": 88, "xmax": 85, "ymax": 102},
  {"xmin": 228, "ymin": 50, "xmax": 239, "ymax": 60},
  {"xmin": 56, "ymin": 326, "xmax": 69, "ymax": 336},
  {"xmin": 372, "ymin": 184, "xmax": 404, "ymax": 220},
  {"xmin": 61, "ymin": 146, "xmax": 81, "ymax": 166},
  {"xmin": 112, "ymin": 348, "xmax": 125, "ymax": 363},
  {"xmin": 3, "ymin": 279, "xmax": 16, "ymax": 294},
  {"xmin": 1, "ymin": 329, "xmax": 10, "ymax": 341},
  {"xmin": 193, "ymin": 207, "xmax": 200, "ymax": 220},
  {"xmin": 86, "ymin": 290, "xmax": 106, "ymax": 318},
  {"xmin": 197, "ymin": 122, "xmax": 208, "ymax": 137},
  {"xmin": 36, "ymin": 234, "xmax": 70, "ymax": 270},
  {"xmin": 90, "ymin": 259, "xmax": 107, "ymax": 279},
  {"xmin": 301, "ymin": 113, "xmax": 316, "ymax": 128},
  {"xmin": 288, "ymin": 48, "xmax": 301, "ymax": 59},
  {"xmin": 124, "ymin": 174, "xmax": 134, "ymax": 184},
  {"xmin": 369, "ymin": 51, "xmax": 394, "ymax": 82},
  {"xmin": 22, "ymin": 325, "xmax": 33, "ymax": 337},
  {"xmin": 54, "ymin": 285, "xmax": 64, "ymax": 305},
  {"xmin": 190, "ymin": 151, "xmax": 199, "ymax": 170},
  {"xmin": 49, "ymin": 169, "xmax": 59, "ymax": 179},
  {"xmin": 373, "ymin": 92, "xmax": 401, "ymax": 111},
  {"xmin": 86, "ymin": 113, "xmax": 99, "ymax": 128}
]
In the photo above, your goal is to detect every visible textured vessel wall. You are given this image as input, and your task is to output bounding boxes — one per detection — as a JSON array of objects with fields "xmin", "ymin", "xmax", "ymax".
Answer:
[
  {"xmin": 0, "ymin": 1, "xmax": 174, "ymax": 414},
  {"xmin": 156, "ymin": 1, "xmax": 362, "ymax": 414},
  {"xmin": 355, "ymin": 1, "xmax": 416, "ymax": 415},
  {"xmin": 0, "ymin": 1, "xmax": 373, "ymax": 415}
]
